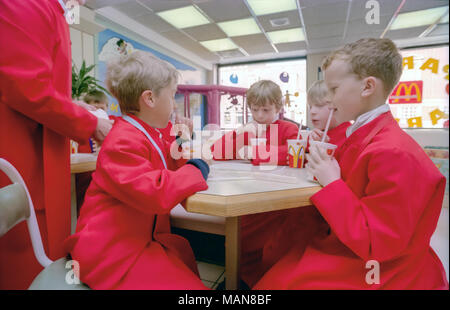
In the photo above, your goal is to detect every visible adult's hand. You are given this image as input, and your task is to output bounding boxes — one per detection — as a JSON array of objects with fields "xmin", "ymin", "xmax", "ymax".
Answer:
[{"xmin": 93, "ymin": 117, "xmax": 114, "ymax": 144}]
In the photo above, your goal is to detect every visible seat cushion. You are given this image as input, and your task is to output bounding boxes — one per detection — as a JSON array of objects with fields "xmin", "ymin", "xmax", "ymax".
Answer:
[{"xmin": 28, "ymin": 258, "xmax": 90, "ymax": 290}]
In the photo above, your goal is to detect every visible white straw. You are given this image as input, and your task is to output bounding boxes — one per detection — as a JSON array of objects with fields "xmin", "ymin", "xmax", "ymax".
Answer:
[
  {"xmin": 296, "ymin": 119, "xmax": 303, "ymax": 140},
  {"xmin": 321, "ymin": 109, "xmax": 334, "ymax": 143}
]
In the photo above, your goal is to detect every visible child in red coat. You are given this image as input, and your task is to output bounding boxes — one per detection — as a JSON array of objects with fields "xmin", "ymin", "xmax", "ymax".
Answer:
[
  {"xmin": 64, "ymin": 51, "xmax": 210, "ymax": 290},
  {"xmin": 255, "ymin": 38, "xmax": 448, "ymax": 290},
  {"xmin": 211, "ymin": 80, "xmax": 299, "ymax": 288}
]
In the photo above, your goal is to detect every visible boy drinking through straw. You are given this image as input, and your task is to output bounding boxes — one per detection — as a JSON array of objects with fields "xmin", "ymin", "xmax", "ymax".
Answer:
[{"xmin": 254, "ymin": 38, "xmax": 448, "ymax": 290}]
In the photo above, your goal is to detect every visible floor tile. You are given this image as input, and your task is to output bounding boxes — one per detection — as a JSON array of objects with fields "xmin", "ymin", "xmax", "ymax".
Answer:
[{"xmin": 197, "ymin": 261, "xmax": 225, "ymax": 282}]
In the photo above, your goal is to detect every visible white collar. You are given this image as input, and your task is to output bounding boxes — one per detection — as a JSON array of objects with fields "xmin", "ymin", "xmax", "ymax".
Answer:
[
  {"xmin": 346, "ymin": 104, "xmax": 390, "ymax": 138},
  {"xmin": 57, "ymin": 0, "xmax": 68, "ymax": 16}
]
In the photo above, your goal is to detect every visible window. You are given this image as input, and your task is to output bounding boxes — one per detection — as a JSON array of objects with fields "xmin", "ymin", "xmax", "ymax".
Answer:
[
  {"xmin": 388, "ymin": 45, "xmax": 449, "ymax": 128},
  {"xmin": 218, "ymin": 58, "xmax": 307, "ymax": 129}
]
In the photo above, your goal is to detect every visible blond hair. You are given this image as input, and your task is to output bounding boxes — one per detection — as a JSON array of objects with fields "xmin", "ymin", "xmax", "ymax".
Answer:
[
  {"xmin": 322, "ymin": 38, "xmax": 403, "ymax": 96},
  {"xmin": 106, "ymin": 50, "xmax": 179, "ymax": 115},
  {"xmin": 246, "ymin": 80, "xmax": 283, "ymax": 110},
  {"xmin": 307, "ymin": 80, "xmax": 330, "ymax": 105}
]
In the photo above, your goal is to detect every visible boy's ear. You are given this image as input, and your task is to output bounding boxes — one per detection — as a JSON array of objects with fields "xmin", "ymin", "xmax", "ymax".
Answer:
[
  {"xmin": 361, "ymin": 77, "xmax": 377, "ymax": 97},
  {"xmin": 141, "ymin": 90, "xmax": 156, "ymax": 108}
]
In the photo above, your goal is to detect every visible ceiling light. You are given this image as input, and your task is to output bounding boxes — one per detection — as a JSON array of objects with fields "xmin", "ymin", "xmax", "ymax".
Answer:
[
  {"xmin": 200, "ymin": 38, "xmax": 237, "ymax": 52},
  {"xmin": 390, "ymin": 6, "xmax": 448, "ymax": 30},
  {"xmin": 267, "ymin": 28, "xmax": 304, "ymax": 44},
  {"xmin": 247, "ymin": 0, "xmax": 297, "ymax": 16},
  {"xmin": 156, "ymin": 6, "xmax": 210, "ymax": 29},
  {"xmin": 217, "ymin": 18, "xmax": 261, "ymax": 37}
]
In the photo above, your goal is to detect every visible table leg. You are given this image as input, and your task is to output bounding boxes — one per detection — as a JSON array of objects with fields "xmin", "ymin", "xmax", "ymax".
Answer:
[
  {"xmin": 70, "ymin": 174, "xmax": 77, "ymax": 234},
  {"xmin": 225, "ymin": 216, "xmax": 240, "ymax": 290}
]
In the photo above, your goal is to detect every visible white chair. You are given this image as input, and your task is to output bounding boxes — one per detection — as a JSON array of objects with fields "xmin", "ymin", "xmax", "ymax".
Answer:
[{"xmin": 0, "ymin": 158, "xmax": 89, "ymax": 290}]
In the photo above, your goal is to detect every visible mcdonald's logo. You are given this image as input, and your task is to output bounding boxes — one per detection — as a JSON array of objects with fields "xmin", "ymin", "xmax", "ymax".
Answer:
[{"xmin": 389, "ymin": 81, "xmax": 423, "ymax": 104}]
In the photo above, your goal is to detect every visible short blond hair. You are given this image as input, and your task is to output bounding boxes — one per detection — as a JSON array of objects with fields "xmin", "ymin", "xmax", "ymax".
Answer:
[
  {"xmin": 106, "ymin": 50, "xmax": 179, "ymax": 115},
  {"xmin": 246, "ymin": 80, "xmax": 283, "ymax": 110},
  {"xmin": 322, "ymin": 38, "xmax": 403, "ymax": 96},
  {"xmin": 307, "ymin": 80, "xmax": 330, "ymax": 105}
]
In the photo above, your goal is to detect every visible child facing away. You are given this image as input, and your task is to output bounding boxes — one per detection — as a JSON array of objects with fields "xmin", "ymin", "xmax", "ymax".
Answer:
[
  {"xmin": 64, "ymin": 51, "xmax": 211, "ymax": 290},
  {"xmin": 254, "ymin": 38, "xmax": 448, "ymax": 290}
]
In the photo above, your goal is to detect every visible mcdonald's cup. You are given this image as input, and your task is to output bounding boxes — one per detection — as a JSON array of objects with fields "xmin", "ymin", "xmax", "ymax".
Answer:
[{"xmin": 287, "ymin": 139, "xmax": 307, "ymax": 168}]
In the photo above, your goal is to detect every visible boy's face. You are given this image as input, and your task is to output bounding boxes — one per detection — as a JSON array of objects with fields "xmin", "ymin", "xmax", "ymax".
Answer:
[
  {"xmin": 88, "ymin": 100, "xmax": 108, "ymax": 112},
  {"xmin": 324, "ymin": 59, "xmax": 364, "ymax": 123},
  {"xmin": 250, "ymin": 102, "xmax": 279, "ymax": 125},
  {"xmin": 153, "ymin": 80, "xmax": 177, "ymax": 128},
  {"xmin": 308, "ymin": 98, "xmax": 335, "ymax": 130}
]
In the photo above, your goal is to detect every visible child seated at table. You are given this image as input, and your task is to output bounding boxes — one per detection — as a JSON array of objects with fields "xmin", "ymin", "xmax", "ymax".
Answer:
[
  {"xmin": 75, "ymin": 90, "xmax": 111, "ymax": 209},
  {"xmin": 306, "ymin": 80, "xmax": 350, "ymax": 148},
  {"xmin": 64, "ymin": 50, "xmax": 210, "ymax": 290},
  {"xmin": 211, "ymin": 79, "xmax": 299, "ymax": 166},
  {"xmin": 211, "ymin": 80, "xmax": 299, "ymax": 289},
  {"xmin": 254, "ymin": 38, "xmax": 448, "ymax": 290}
]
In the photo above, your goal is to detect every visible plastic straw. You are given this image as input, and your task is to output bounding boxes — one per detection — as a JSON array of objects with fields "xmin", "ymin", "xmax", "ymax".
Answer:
[
  {"xmin": 321, "ymin": 109, "xmax": 334, "ymax": 143},
  {"xmin": 296, "ymin": 119, "xmax": 303, "ymax": 140}
]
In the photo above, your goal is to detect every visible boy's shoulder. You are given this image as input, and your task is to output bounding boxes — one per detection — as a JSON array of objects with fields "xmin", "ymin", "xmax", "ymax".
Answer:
[{"xmin": 365, "ymin": 121, "xmax": 439, "ymax": 174}]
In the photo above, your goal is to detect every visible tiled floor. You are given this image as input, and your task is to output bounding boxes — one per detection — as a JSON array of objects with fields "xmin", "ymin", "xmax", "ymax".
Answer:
[{"xmin": 196, "ymin": 261, "xmax": 225, "ymax": 289}]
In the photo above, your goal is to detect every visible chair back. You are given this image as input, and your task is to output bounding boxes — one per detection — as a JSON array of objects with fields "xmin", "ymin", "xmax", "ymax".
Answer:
[{"xmin": 0, "ymin": 158, "xmax": 52, "ymax": 267}]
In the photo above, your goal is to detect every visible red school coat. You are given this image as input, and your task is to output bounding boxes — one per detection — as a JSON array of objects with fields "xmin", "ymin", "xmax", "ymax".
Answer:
[
  {"xmin": 240, "ymin": 121, "xmax": 351, "ymax": 287},
  {"xmin": 0, "ymin": 0, "xmax": 97, "ymax": 289},
  {"xmin": 254, "ymin": 112, "xmax": 448, "ymax": 289},
  {"xmin": 209, "ymin": 120, "xmax": 298, "ymax": 287},
  {"xmin": 64, "ymin": 115, "xmax": 209, "ymax": 289}
]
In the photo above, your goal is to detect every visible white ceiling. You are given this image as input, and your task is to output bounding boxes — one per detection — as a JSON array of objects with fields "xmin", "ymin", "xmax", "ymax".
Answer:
[{"xmin": 86, "ymin": 0, "xmax": 449, "ymax": 68}]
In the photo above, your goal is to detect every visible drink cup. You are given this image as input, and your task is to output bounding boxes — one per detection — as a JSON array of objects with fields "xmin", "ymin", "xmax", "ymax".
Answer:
[
  {"xmin": 309, "ymin": 141, "xmax": 337, "ymax": 157},
  {"xmin": 308, "ymin": 141, "xmax": 338, "ymax": 182},
  {"xmin": 70, "ymin": 140, "xmax": 78, "ymax": 154},
  {"xmin": 287, "ymin": 139, "xmax": 307, "ymax": 168}
]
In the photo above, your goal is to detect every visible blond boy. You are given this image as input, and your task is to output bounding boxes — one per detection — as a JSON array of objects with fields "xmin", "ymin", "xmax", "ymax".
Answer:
[
  {"xmin": 255, "ymin": 38, "xmax": 448, "ymax": 290},
  {"xmin": 64, "ymin": 51, "xmax": 210, "ymax": 289}
]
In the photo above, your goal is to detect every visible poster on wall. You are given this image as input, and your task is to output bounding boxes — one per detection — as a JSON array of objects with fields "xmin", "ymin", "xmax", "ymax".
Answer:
[{"xmin": 97, "ymin": 29, "xmax": 203, "ymax": 116}]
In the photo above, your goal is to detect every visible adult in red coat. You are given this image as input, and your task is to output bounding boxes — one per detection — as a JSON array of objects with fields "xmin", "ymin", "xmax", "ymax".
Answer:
[
  {"xmin": 254, "ymin": 112, "xmax": 448, "ymax": 289},
  {"xmin": 0, "ymin": 0, "xmax": 112, "ymax": 289},
  {"xmin": 64, "ymin": 115, "xmax": 209, "ymax": 289}
]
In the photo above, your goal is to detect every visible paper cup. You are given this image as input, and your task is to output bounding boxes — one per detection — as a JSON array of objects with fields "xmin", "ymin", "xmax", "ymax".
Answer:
[
  {"xmin": 70, "ymin": 140, "xmax": 78, "ymax": 154},
  {"xmin": 287, "ymin": 139, "xmax": 307, "ymax": 168},
  {"xmin": 309, "ymin": 141, "xmax": 337, "ymax": 157}
]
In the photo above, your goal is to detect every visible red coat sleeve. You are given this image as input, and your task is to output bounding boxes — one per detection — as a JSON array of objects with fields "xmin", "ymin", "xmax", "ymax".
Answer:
[
  {"xmin": 311, "ymin": 147, "xmax": 446, "ymax": 262},
  {"xmin": 94, "ymin": 134, "xmax": 208, "ymax": 215},
  {"xmin": 0, "ymin": 1, "xmax": 97, "ymax": 143}
]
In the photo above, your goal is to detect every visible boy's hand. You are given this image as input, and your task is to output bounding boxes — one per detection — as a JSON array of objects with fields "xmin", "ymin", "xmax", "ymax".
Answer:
[
  {"xmin": 305, "ymin": 144, "xmax": 340, "ymax": 186},
  {"xmin": 94, "ymin": 118, "xmax": 114, "ymax": 144},
  {"xmin": 310, "ymin": 129, "xmax": 330, "ymax": 143}
]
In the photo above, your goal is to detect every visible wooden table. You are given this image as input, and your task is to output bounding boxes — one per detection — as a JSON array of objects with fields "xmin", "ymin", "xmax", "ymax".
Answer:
[
  {"xmin": 70, "ymin": 154, "xmax": 97, "ymax": 234},
  {"xmin": 185, "ymin": 162, "xmax": 322, "ymax": 290},
  {"xmin": 69, "ymin": 156, "xmax": 322, "ymax": 290}
]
